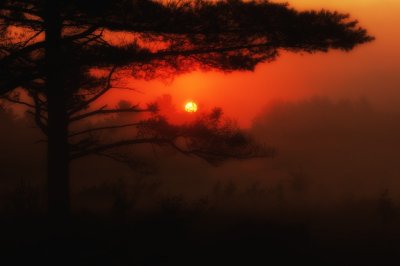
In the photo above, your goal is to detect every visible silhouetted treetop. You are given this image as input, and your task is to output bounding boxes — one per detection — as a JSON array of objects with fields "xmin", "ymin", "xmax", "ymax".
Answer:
[{"xmin": 1, "ymin": 0, "xmax": 374, "ymax": 94}]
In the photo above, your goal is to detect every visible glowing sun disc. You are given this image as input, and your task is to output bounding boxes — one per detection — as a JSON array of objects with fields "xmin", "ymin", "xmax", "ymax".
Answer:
[{"xmin": 185, "ymin": 101, "xmax": 198, "ymax": 113}]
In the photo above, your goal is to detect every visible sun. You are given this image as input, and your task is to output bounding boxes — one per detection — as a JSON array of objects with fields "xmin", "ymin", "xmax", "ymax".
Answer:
[{"xmin": 185, "ymin": 101, "xmax": 198, "ymax": 113}]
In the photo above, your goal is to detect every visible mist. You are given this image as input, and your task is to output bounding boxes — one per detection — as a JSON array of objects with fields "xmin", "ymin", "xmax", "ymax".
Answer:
[
  {"xmin": 3, "ymin": 94, "xmax": 400, "ymax": 264},
  {"xmin": 2, "ymin": 95, "xmax": 400, "ymax": 211}
]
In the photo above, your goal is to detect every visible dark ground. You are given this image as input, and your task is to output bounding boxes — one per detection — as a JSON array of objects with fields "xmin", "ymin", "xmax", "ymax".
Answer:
[{"xmin": 1, "ymin": 192, "xmax": 400, "ymax": 266}]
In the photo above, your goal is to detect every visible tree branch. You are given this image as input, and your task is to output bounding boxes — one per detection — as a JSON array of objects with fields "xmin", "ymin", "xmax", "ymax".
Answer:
[
  {"xmin": 19, "ymin": 30, "xmax": 44, "ymax": 48},
  {"xmin": 0, "ymin": 72, "xmax": 43, "ymax": 95},
  {"xmin": 0, "ymin": 5, "xmax": 41, "ymax": 18},
  {"xmin": 68, "ymin": 122, "xmax": 140, "ymax": 138},
  {"xmin": 0, "ymin": 15, "xmax": 42, "ymax": 28},
  {"xmin": 64, "ymin": 25, "xmax": 99, "ymax": 43},
  {"xmin": 69, "ymin": 138, "xmax": 171, "ymax": 160},
  {"xmin": 68, "ymin": 65, "xmax": 117, "ymax": 116},
  {"xmin": 151, "ymin": 41, "xmax": 275, "ymax": 59},
  {"xmin": 0, "ymin": 95, "xmax": 35, "ymax": 109},
  {"xmin": 0, "ymin": 26, "xmax": 99, "ymax": 67},
  {"xmin": 70, "ymin": 106, "xmax": 151, "ymax": 122}
]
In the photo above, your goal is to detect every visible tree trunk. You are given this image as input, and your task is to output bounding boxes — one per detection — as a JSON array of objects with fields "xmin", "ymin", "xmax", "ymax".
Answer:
[{"xmin": 44, "ymin": 0, "xmax": 70, "ymax": 221}]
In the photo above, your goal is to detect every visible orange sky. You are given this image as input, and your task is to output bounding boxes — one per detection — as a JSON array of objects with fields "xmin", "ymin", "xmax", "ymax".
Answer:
[{"xmin": 104, "ymin": 0, "xmax": 400, "ymax": 127}]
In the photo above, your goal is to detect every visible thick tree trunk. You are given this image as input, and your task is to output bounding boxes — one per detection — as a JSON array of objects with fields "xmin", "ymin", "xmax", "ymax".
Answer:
[{"xmin": 44, "ymin": 0, "xmax": 70, "ymax": 220}]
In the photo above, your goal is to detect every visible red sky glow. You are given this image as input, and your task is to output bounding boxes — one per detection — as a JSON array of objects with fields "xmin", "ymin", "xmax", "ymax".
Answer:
[{"xmin": 101, "ymin": 0, "xmax": 400, "ymax": 128}]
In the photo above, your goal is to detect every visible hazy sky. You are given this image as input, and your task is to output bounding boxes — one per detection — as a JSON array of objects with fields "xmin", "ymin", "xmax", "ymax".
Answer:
[{"xmin": 101, "ymin": 0, "xmax": 400, "ymax": 127}]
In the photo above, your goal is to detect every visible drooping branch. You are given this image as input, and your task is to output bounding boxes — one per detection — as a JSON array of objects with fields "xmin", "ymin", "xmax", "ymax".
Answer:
[
  {"xmin": 0, "ymin": 94, "xmax": 35, "ymax": 109},
  {"xmin": 0, "ymin": 41, "xmax": 43, "ymax": 67},
  {"xmin": 69, "ymin": 137, "xmax": 171, "ymax": 160},
  {"xmin": 68, "ymin": 65, "xmax": 117, "ymax": 116},
  {"xmin": 18, "ymin": 30, "xmax": 44, "ymax": 48},
  {"xmin": 64, "ymin": 25, "xmax": 99, "ymax": 43},
  {"xmin": 177, "ymin": 144, "xmax": 275, "ymax": 163},
  {"xmin": 68, "ymin": 122, "xmax": 140, "ymax": 138},
  {"xmin": 69, "ymin": 105, "xmax": 151, "ymax": 122},
  {"xmin": 69, "ymin": 134, "xmax": 272, "ymax": 165}
]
